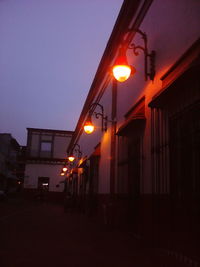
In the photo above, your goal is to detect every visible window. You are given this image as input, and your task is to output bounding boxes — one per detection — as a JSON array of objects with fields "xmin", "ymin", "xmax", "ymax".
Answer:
[
  {"xmin": 40, "ymin": 141, "xmax": 52, "ymax": 158},
  {"xmin": 150, "ymin": 107, "xmax": 169, "ymax": 194},
  {"xmin": 41, "ymin": 142, "xmax": 51, "ymax": 151},
  {"xmin": 149, "ymin": 62, "xmax": 200, "ymax": 196},
  {"xmin": 118, "ymin": 126, "xmax": 143, "ymax": 196},
  {"xmin": 117, "ymin": 97, "xmax": 145, "ymax": 196},
  {"xmin": 169, "ymin": 102, "xmax": 200, "ymax": 196}
]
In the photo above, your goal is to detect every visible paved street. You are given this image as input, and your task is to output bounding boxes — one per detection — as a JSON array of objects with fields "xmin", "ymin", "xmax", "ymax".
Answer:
[{"xmin": 0, "ymin": 197, "xmax": 182, "ymax": 267}]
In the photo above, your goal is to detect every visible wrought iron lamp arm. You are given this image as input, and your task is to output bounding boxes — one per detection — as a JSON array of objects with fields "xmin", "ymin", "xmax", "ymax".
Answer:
[
  {"xmin": 71, "ymin": 143, "xmax": 82, "ymax": 159},
  {"xmin": 88, "ymin": 102, "xmax": 115, "ymax": 132},
  {"xmin": 127, "ymin": 29, "xmax": 156, "ymax": 81}
]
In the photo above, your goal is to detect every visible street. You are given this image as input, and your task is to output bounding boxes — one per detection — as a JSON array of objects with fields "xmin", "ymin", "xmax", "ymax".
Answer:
[{"xmin": 0, "ymin": 197, "xmax": 182, "ymax": 267}]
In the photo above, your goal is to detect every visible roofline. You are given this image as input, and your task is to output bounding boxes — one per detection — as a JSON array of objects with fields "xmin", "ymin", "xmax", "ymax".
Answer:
[{"xmin": 27, "ymin": 128, "xmax": 74, "ymax": 134}]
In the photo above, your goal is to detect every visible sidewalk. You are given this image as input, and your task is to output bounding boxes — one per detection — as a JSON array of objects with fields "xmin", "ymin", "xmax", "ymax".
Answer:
[{"xmin": 0, "ymin": 198, "xmax": 194, "ymax": 267}]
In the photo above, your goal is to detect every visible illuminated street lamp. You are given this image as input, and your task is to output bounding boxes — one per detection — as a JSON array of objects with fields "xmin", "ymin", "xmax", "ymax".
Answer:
[
  {"xmin": 112, "ymin": 29, "xmax": 155, "ymax": 81},
  {"xmin": 112, "ymin": 47, "xmax": 134, "ymax": 82},
  {"xmin": 83, "ymin": 116, "xmax": 95, "ymax": 134},
  {"xmin": 112, "ymin": 65, "xmax": 132, "ymax": 82},
  {"xmin": 62, "ymin": 166, "xmax": 68, "ymax": 172},
  {"xmin": 68, "ymin": 155, "xmax": 75, "ymax": 162},
  {"xmin": 83, "ymin": 103, "xmax": 108, "ymax": 134},
  {"xmin": 67, "ymin": 144, "xmax": 82, "ymax": 162}
]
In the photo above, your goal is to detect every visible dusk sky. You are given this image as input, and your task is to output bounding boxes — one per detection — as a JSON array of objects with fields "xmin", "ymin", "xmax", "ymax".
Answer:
[{"xmin": 0, "ymin": 0, "xmax": 123, "ymax": 145}]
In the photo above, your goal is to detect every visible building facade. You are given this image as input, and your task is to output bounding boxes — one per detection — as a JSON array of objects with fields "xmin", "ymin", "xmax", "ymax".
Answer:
[
  {"xmin": 67, "ymin": 0, "xmax": 200, "ymax": 264},
  {"xmin": 0, "ymin": 133, "xmax": 24, "ymax": 193},
  {"xmin": 24, "ymin": 128, "xmax": 73, "ymax": 201}
]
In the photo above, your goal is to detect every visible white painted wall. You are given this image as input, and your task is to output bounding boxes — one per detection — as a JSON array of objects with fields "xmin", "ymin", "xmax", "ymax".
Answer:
[
  {"xmin": 77, "ymin": 81, "xmax": 113, "ymax": 194},
  {"xmin": 24, "ymin": 164, "xmax": 64, "ymax": 192},
  {"xmin": 98, "ymin": 128, "xmax": 111, "ymax": 194},
  {"xmin": 25, "ymin": 130, "xmax": 73, "ymax": 192}
]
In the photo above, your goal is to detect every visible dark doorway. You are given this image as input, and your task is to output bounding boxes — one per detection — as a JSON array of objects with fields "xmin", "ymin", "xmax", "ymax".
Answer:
[{"xmin": 38, "ymin": 177, "xmax": 49, "ymax": 192}]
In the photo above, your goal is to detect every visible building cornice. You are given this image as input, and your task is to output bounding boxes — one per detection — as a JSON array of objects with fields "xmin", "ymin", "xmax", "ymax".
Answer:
[
  {"xmin": 26, "ymin": 157, "xmax": 66, "ymax": 165},
  {"xmin": 27, "ymin": 128, "xmax": 74, "ymax": 135}
]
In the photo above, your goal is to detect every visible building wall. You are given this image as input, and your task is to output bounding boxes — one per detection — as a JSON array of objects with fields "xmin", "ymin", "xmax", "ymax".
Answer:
[
  {"xmin": 24, "ymin": 129, "xmax": 73, "ymax": 196},
  {"xmin": 115, "ymin": 0, "xmax": 200, "ymax": 193},
  {"xmin": 0, "ymin": 133, "xmax": 22, "ymax": 193},
  {"xmin": 28, "ymin": 130, "xmax": 71, "ymax": 158},
  {"xmin": 71, "ymin": 1, "xmax": 200, "ymax": 193},
  {"xmin": 78, "ymin": 81, "xmax": 113, "ymax": 194},
  {"xmin": 24, "ymin": 164, "xmax": 64, "ymax": 192},
  {"xmin": 30, "ymin": 133, "xmax": 40, "ymax": 157},
  {"xmin": 54, "ymin": 135, "xmax": 71, "ymax": 158},
  {"xmin": 67, "ymin": 0, "xmax": 200, "ymax": 262}
]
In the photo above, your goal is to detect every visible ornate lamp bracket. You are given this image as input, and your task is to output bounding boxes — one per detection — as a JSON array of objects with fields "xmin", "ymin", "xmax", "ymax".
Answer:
[
  {"xmin": 89, "ymin": 103, "xmax": 108, "ymax": 132},
  {"xmin": 129, "ymin": 29, "xmax": 156, "ymax": 81},
  {"xmin": 72, "ymin": 143, "xmax": 82, "ymax": 159}
]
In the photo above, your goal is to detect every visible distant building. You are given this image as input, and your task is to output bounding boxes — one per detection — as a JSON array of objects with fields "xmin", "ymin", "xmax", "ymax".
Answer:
[
  {"xmin": 17, "ymin": 146, "xmax": 26, "ymax": 187},
  {"xmin": 0, "ymin": 133, "xmax": 23, "ymax": 193},
  {"xmin": 24, "ymin": 128, "xmax": 73, "ymax": 201}
]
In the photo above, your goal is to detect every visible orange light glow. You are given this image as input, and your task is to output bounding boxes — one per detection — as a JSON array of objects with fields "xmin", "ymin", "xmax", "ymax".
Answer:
[
  {"xmin": 68, "ymin": 156, "xmax": 75, "ymax": 162},
  {"xmin": 60, "ymin": 172, "xmax": 65, "ymax": 176},
  {"xmin": 112, "ymin": 65, "xmax": 132, "ymax": 82},
  {"xmin": 84, "ymin": 121, "xmax": 94, "ymax": 134},
  {"xmin": 62, "ymin": 167, "xmax": 68, "ymax": 172}
]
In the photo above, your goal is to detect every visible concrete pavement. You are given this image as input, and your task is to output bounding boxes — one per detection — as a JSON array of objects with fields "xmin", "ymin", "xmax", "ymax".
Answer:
[{"xmin": 0, "ymin": 197, "xmax": 188, "ymax": 267}]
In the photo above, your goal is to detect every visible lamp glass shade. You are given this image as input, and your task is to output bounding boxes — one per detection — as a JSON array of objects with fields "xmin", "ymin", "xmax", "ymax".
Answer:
[
  {"xmin": 112, "ymin": 65, "xmax": 132, "ymax": 82},
  {"xmin": 84, "ymin": 121, "xmax": 94, "ymax": 134},
  {"xmin": 68, "ymin": 156, "xmax": 75, "ymax": 162},
  {"xmin": 62, "ymin": 167, "xmax": 68, "ymax": 172}
]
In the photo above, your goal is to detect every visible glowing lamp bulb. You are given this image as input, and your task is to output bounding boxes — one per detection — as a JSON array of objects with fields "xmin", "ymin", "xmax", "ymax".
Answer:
[
  {"xmin": 62, "ymin": 167, "xmax": 67, "ymax": 172},
  {"xmin": 84, "ymin": 121, "xmax": 94, "ymax": 134},
  {"xmin": 112, "ymin": 65, "xmax": 132, "ymax": 82},
  {"xmin": 60, "ymin": 172, "xmax": 65, "ymax": 176},
  {"xmin": 68, "ymin": 156, "xmax": 75, "ymax": 162}
]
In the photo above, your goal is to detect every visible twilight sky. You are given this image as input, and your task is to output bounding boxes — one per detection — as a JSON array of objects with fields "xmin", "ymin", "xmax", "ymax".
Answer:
[{"xmin": 0, "ymin": 0, "xmax": 123, "ymax": 145}]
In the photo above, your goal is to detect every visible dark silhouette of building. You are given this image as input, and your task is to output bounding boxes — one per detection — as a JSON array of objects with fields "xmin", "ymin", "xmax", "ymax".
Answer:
[{"xmin": 0, "ymin": 133, "xmax": 25, "ymax": 194}]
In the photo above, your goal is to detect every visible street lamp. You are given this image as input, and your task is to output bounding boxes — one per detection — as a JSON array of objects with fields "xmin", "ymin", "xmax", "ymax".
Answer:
[
  {"xmin": 83, "ymin": 103, "xmax": 109, "ymax": 134},
  {"xmin": 83, "ymin": 115, "xmax": 95, "ymax": 134},
  {"xmin": 68, "ymin": 155, "xmax": 75, "ymax": 162},
  {"xmin": 67, "ymin": 143, "xmax": 82, "ymax": 161},
  {"xmin": 112, "ymin": 46, "xmax": 135, "ymax": 82},
  {"xmin": 112, "ymin": 29, "xmax": 155, "ymax": 81},
  {"xmin": 62, "ymin": 166, "xmax": 68, "ymax": 172}
]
